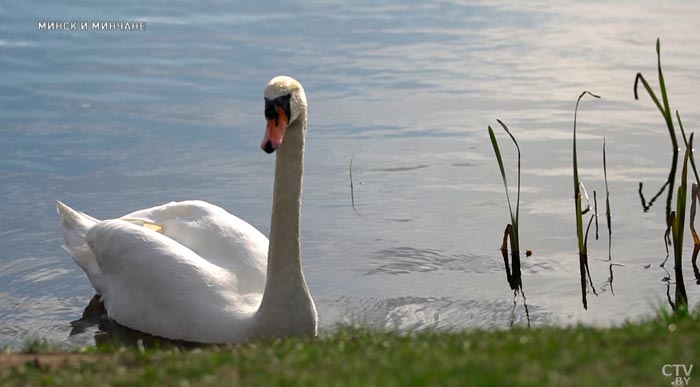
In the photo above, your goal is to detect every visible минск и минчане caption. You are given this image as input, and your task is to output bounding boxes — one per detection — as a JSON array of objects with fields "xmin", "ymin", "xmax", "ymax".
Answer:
[{"xmin": 37, "ymin": 21, "xmax": 146, "ymax": 31}]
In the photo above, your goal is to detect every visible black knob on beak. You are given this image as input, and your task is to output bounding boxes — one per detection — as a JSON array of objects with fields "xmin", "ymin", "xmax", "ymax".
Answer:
[{"xmin": 263, "ymin": 140, "xmax": 276, "ymax": 154}]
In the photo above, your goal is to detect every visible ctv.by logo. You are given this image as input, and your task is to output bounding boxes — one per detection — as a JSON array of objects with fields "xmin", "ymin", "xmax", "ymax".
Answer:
[{"xmin": 662, "ymin": 364, "xmax": 694, "ymax": 386}]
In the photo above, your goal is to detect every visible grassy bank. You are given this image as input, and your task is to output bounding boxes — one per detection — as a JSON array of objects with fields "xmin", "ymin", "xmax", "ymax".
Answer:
[{"xmin": 1, "ymin": 313, "xmax": 699, "ymax": 387}]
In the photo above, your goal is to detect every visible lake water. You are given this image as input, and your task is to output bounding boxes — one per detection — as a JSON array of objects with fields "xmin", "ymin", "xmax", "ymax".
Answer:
[{"xmin": 2, "ymin": 1, "xmax": 700, "ymax": 349}]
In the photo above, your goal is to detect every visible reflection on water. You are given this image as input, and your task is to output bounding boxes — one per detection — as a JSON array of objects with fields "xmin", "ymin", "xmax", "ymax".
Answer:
[
  {"xmin": 71, "ymin": 293, "xmax": 545, "ymax": 349},
  {"xmin": 2, "ymin": 1, "xmax": 700, "ymax": 348},
  {"xmin": 70, "ymin": 296, "xmax": 203, "ymax": 349},
  {"xmin": 336, "ymin": 295, "xmax": 546, "ymax": 332},
  {"xmin": 366, "ymin": 247, "xmax": 496, "ymax": 276}
]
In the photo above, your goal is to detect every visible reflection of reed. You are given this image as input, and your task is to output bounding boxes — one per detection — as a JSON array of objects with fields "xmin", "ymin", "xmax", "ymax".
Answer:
[
  {"xmin": 500, "ymin": 246, "xmax": 530, "ymax": 328},
  {"xmin": 638, "ymin": 181, "xmax": 669, "ymax": 213},
  {"xmin": 661, "ymin": 266, "xmax": 675, "ymax": 310},
  {"xmin": 349, "ymin": 153, "xmax": 360, "ymax": 215},
  {"xmin": 607, "ymin": 263, "xmax": 615, "ymax": 296},
  {"xmin": 500, "ymin": 225, "xmax": 521, "ymax": 292},
  {"xmin": 689, "ymin": 185, "xmax": 700, "ymax": 285},
  {"xmin": 692, "ymin": 244, "xmax": 700, "ymax": 285},
  {"xmin": 510, "ymin": 291, "xmax": 530, "ymax": 329},
  {"xmin": 593, "ymin": 258, "xmax": 623, "ymax": 296}
]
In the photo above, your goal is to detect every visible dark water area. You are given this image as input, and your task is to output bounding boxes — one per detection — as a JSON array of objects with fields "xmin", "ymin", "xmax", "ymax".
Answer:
[{"xmin": 1, "ymin": 1, "xmax": 700, "ymax": 348}]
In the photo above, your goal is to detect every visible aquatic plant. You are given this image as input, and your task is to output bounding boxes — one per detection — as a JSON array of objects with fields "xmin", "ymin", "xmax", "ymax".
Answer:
[
  {"xmin": 669, "ymin": 134, "xmax": 691, "ymax": 310},
  {"xmin": 602, "ymin": 139, "xmax": 617, "ymax": 295},
  {"xmin": 488, "ymin": 119, "xmax": 529, "ymax": 325},
  {"xmin": 488, "ymin": 119, "xmax": 521, "ymax": 257},
  {"xmin": 603, "ymin": 139, "xmax": 612, "ymax": 259},
  {"xmin": 677, "ymin": 112, "xmax": 700, "ymax": 283},
  {"xmin": 634, "ymin": 40, "xmax": 700, "ymax": 239},
  {"xmin": 573, "ymin": 90, "xmax": 601, "ymax": 310},
  {"xmin": 634, "ymin": 39, "xmax": 698, "ymax": 312},
  {"xmin": 635, "ymin": 39, "xmax": 679, "ymax": 226}
]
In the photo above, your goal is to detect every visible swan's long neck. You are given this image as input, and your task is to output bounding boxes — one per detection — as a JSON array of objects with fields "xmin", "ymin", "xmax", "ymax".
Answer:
[
  {"xmin": 256, "ymin": 110, "xmax": 316, "ymax": 336},
  {"xmin": 267, "ymin": 114, "xmax": 305, "ymax": 284}
]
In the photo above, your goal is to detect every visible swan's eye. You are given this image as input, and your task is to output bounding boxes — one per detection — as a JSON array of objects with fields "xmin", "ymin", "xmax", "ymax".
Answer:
[{"xmin": 264, "ymin": 94, "xmax": 292, "ymax": 121}]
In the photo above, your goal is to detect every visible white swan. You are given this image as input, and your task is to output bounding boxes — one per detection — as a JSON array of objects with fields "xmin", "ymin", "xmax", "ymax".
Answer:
[{"xmin": 57, "ymin": 76, "xmax": 317, "ymax": 343}]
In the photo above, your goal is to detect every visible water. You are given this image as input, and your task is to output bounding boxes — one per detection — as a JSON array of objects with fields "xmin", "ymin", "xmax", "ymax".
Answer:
[{"xmin": 2, "ymin": 1, "xmax": 700, "ymax": 348}]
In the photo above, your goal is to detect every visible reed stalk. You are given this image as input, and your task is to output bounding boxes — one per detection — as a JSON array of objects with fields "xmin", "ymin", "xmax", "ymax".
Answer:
[{"xmin": 573, "ymin": 90, "xmax": 601, "ymax": 310}]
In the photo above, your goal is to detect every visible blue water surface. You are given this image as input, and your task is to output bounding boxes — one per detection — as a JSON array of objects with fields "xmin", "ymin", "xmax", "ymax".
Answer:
[{"xmin": 1, "ymin": 1, "xmax": 700, "ymax": 348}]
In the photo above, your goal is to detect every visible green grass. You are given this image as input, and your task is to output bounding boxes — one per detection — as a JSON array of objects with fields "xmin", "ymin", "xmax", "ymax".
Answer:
[{"xmin": 2, "ymin": 313, "xmax": 700, "ymax": 387}]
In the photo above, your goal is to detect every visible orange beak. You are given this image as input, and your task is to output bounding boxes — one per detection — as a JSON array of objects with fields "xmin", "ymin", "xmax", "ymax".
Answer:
[{"xmin": 261, "ymin": 106, "xmax": 289, "ymax": 154}]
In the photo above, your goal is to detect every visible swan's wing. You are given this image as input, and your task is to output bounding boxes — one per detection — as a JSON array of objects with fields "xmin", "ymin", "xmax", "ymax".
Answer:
[
  {"xmin": 121, "ymin": 200, "xmax": 268, "ymax": 295},
  {"xmin": 86, "ymin": 219, "xmax": 258, "ymax": 343}
]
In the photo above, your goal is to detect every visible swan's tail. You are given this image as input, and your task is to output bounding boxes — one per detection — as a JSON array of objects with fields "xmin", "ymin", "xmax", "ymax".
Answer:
[{"xmin": 56, "ymin": 201, "xmax": 104, "ymax": 294}]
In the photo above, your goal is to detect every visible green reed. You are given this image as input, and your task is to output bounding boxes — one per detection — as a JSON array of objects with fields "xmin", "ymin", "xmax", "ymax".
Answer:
[
  {"xmin": 635, "ymin": 39, "xmax": 698, "ymax": 312},
  {"xmin": 488, "ymin": 119, "xmax": 521, "ymax": 255},
  {"xmin": 573, "ymin": 90, "xmax": 601, "ymax": 309},
  {"xmin": 670, "ymin": 134, "xmax": 691, "ymax": 310},
  {"xmin": 603, "ymin": 139, "xmax": 612, "ymax": 260},
  {"xmin": 634, "ymin": 39, "xmax": 695, "ymax": 228},
  {"xmin": 488, "ymin": 119, "xmax": 527, "ymax": 310}
]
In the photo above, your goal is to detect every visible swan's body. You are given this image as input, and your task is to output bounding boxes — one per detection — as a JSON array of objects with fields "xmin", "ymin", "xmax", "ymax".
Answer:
[{"xmin": 58, "ymin": 76, "xmax": 317, "ymax": 343}]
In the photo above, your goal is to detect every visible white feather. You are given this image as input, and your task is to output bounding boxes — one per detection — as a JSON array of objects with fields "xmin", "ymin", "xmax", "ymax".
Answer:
[{"xmin": 86, "ymin": 218, "xmax": 258, "ymax": 343}]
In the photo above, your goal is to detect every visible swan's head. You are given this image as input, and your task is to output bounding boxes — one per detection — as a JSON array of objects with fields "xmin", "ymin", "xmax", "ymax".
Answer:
[{"xmin": 261, "ymin": 76, "xmax": 307, "ymax": 154}]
